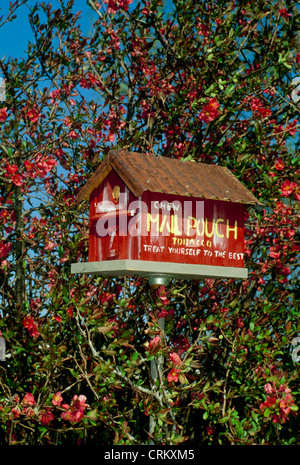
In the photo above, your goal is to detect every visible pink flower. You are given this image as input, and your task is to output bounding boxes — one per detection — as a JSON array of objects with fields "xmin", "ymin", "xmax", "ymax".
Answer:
[
  {"xmin": 39, "ymin": 407, "xmax": 54, "ymax": 425},
  {"xmin": 11, "ymin": 406, "xmax": 21, "ymax": 419},
  {"xmin": 103, "ymin": 0, "xmax": 133, "ymax": 14},
  {"xmin": 0, "ymin": 107, "xmax": 8, "ymax": 122},
  {"xmin": 61, "ymin": 409, "xmax": 76, "ymax": 423},
  {"xmin": 157, "ymin": 285, "xmax": 170, "ymax": 305},
  {"xmin": 50, "ymin": 89, "xmax": 60, "ymax": 104},
  {"xmin": 169, "ymin": 352, "xmax": 182, "ymax": 366},
  {"xmin": 167, "ymin": 368, "xmax": 181, "ymax": 383},
  {"xmin": 260, "ymin": 382, "xmax": 297, "ymax": 424},
  {"xmin": 60, "ymin": 394, "xmax": 88, "ymax": 424},
  {"xmin": 149, "ymin": 336, "xmax": 161, "ymax": 350},
  {"xmin": 68, "ymin": 130, "xmax": 79, "ymax": 140},
  {"xmin": 52, "ymin": 391, "xmax": 63, "ymax": 406},
  {"xmin": 269, "ymin": 247, "xmax": 280, "ymax": 259},
  {"xmin": 264, "ymin": 383, "xmax": 274, "ymax": 395},
  {"xmin": 45, "ymin": 241, "xmax": 57, "ymax": 251},
  {"xmin": 24, "ymin": 407, "xmax": 35, "ymax": 418},
  {"xmin": 22, "ymin": 393, "xmax": 36, "ymax": 406}
]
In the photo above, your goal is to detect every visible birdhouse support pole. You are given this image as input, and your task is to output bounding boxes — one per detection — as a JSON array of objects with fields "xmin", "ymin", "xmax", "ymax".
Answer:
[
  {"xmin": 148, "ymin": 275, "xmax": 170, "ymax": 442},
  {"xmin": 149, "ymin": 315, "xmax": 165, "ymax": 441}
]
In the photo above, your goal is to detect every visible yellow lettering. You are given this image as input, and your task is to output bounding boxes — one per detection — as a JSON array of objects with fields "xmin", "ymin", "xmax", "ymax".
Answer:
[
  {"xmin": 160, "ymin": 214, "xmax": 166, "ymax": 233},
  {"xmin": 204, "ymin": 219, "xmax": 214, "ymax": 237},
  {"xmin": 187, "ymin": 216, "xmax": 197, "ymax": 236},
  {"xmin": 173, "ymin": 214, "xmax": 182, "ymax": 235},
  {"xmin": 197, "ymin": 218, "xmax": 204, "ymax": 236},
  {"xmin": 216, "ymin": 218, "xmax": 224, "ymax": 238},
  {"xmin": 226, "ymin": 220, "xmax": 238, "ymax": 240},
  {"xmin": 147, "ymin": 213, "xmax": 159, "ymax": 232}
]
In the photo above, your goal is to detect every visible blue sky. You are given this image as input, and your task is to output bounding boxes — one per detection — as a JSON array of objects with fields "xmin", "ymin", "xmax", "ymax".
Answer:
[{"xmin": 0, "ymin": 0, "xmax": 96, "ymax": 60}]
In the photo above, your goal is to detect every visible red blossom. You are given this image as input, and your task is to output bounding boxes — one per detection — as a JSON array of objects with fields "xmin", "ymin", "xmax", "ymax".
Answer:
[
  {"xmin": 0, "ymin": 241, "xmax": 12, "ymax": 259},
  {"xmin": 6, "ymin": 164, "xmax": 18, "ymax": 174},
  {"xmin": 280, "ymin": 179, "xmax": 297, "ymax": 197},
  {"xmin": 23, "ymin": 315, "xmax": 40, "ymax": 338},
  {"xmin": 274, "ymin": 159, "xmax": 285, "ymax": 170},
  {"xmin": 149, "ymin": 335, "xmax": 161, "ymax": 350},
  {"xmin": 157, "ymin": 308, "xmax": 174, "ymax": 319},
  {"xmin": 61, "ymin": 394, "xmax": 88, "ymax": 424},
  {"xmin": 199, "ymin": 97, "xmax": 220, "ymax": 123},
  {"xmin": 167, "ymin": 368, "xmax": 181, "ymax": 383},
  {"xmin": 25, "ymin": 160, "xmax": 33, "ymax": 171},
  {"xmin": 100, "ymin": 292, "xmax": 115, "ymax": 305},
  {"xmin": 11, "ymin": 406, "xmax": 21, "ymax": 419},
  {"xmin": 249, "ymin": 97, "xmax": 272, "ymax": 118},
  {"xmin": 22, "ymin": 393, "xmax": 36, "ymax": 406},
  {"xmin": 269, "ymin": 247, "xmax": 281, "ymax": 259},
  {"xmin": 156, "ymin": 285, "xmax": 170, "ymax": 305},
  {"xmin": 206, "ymin": 426, "xmax": 215, "ymax": 435},
  {"xmin": 50, "ymin": 89, "xmax": 60, "ymax": 104},
  {"xmin": 279, "ymin": 8, "xmax": 292, "ymax": 20},
  {"xmin": 102, "ymin": 0, "xmax": 133, "ymax": 14},
  {"xmin": 24, "ymin": 407, "xmax": 35, "ymax": 418},
  {"xmin": 67, "ymin": 307, "xmax": 74, "ymax": 318},
  {"xmin": 169, "ymin": 352, "xmax": 182, "ymax": 366},
  {"xmin": 11, "ymin": 173, "xmax": 23, "ymax": 186},
  {"xmin": 23, "ymin": 104, "xmax": 41, "ymax": 123},
  {"xmin": 259, "ymin": 382, "xmax": 297, "ymax": 424},
  {"xmin": 39, "ymin": 407, "xmax": 54, "ymax": 425},
  {"xmin": 197, "ymin": 23, "xmax": 210, "ymax": 37},
  {"xmin": 0, "ymin": 107, "xmax": 8, "ymax": 122}
]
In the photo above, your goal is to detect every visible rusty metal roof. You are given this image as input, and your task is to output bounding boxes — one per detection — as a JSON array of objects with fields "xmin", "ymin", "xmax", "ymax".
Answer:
[{"xmin": 77, "ymin": 149, "xmax": 262, "ymax": 206}]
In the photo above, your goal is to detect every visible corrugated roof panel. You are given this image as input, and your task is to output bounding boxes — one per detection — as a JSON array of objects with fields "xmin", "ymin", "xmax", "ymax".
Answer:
[{"xmin": 77, "ymin": 149, "xmax": 263, "ymax": 206}]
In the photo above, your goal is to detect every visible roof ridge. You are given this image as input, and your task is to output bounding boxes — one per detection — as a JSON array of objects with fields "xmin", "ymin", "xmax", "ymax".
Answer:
[{"xmin": 76, "ymin": 149, "xmax": 263, "ymax": 206}]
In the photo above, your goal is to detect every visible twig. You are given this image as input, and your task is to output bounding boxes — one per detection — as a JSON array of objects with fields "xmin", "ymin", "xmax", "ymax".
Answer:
[{"xmin": 75, "ymin": 308, "xmax": 164, "ymax": 406}]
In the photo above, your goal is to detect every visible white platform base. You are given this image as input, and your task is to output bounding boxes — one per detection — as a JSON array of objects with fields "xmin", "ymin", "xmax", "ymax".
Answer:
[{"xmin": 71, "ymin": 260, "xmax": 248, "ymax": 280}]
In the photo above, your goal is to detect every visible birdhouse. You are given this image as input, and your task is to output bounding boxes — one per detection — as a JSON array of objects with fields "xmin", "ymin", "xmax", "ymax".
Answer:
[{"xmin": 71, "ymin": 150, "xmax": 262, "ymax": 281}]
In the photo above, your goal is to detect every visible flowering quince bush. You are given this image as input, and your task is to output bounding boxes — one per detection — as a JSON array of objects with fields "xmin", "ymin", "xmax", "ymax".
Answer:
[{"xmin": 0, "ymin": 0, "xmax": 299, "ymax": 445}]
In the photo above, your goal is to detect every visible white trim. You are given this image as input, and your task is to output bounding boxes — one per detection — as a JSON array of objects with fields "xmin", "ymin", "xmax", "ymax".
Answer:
[{"xmin": 71, "ymin": 260, "xmax": 248, "ymax": 280}]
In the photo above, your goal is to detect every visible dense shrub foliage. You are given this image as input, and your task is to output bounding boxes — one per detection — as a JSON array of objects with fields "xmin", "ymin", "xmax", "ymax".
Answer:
[{"xmin": 0, "ymin": 0, "xmax": 299, "ymax": 445}]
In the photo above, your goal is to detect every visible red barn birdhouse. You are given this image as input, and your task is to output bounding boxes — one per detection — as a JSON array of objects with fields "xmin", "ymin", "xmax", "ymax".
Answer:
[{"xmin": 71, "ymin": 150, "xmax": 262, "ymax": 281}]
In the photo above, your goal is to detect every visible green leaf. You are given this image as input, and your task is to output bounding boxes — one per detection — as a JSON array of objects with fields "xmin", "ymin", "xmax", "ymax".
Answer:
[
  {"xmin": 203, "ymin": 381, "xmax": 210, "ymax": 391},
  {"xmin": 131, "ymin": 351, "xmax": 139, "ymax": 361},
  {"xmin": 224, "ymin": 83, "xmax": 235, "ymax": 95}
]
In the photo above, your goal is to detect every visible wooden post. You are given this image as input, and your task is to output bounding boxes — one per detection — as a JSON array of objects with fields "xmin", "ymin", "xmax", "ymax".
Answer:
[
  {"xmin": 148, "ymin": 276, "xmax": 169, "ymax": 443},
  {"xmin": 149, "ymin": 316, "xmax": 165, "ymax": 440},
  {"xmin": 0, "ymin": 338, "xmax": 5, "ymax": 361}
]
